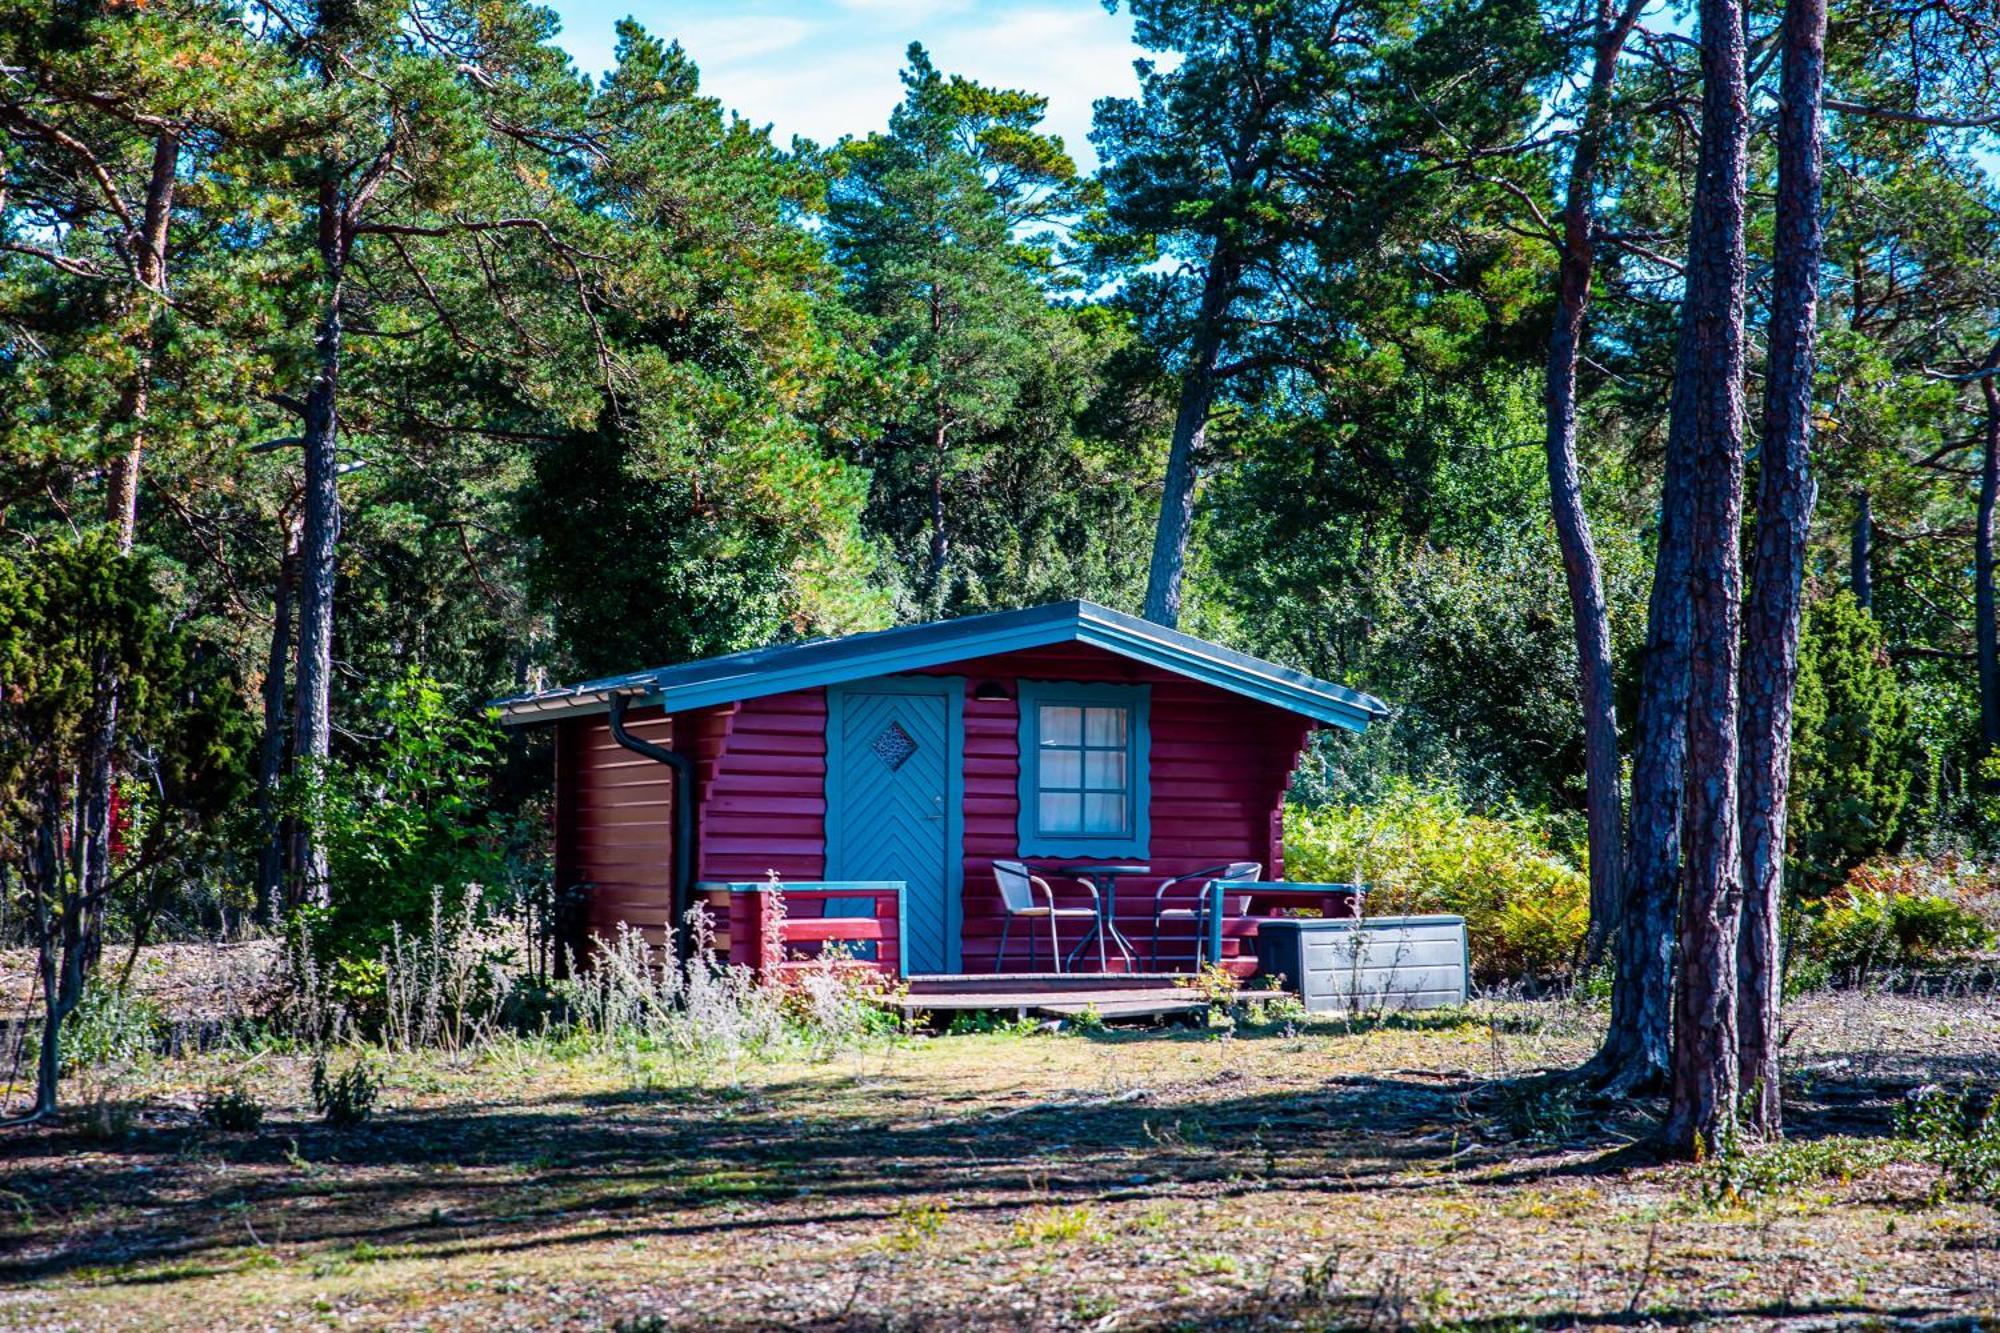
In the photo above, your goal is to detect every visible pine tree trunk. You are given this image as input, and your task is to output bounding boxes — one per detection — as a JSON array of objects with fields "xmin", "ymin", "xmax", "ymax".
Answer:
[
  {"xmin": 104, "ymin": 132, "xmax": 177, "ymax": 551},
  {"xmin": 929, "ymin": 415, "xmax": 950, "ymax": 610},
  {"xmin": 1666, "ymin": 0, "xmax": 1753, "ymax": 1160},
  {"xmin": 1546, "ymin": 0, "xmax": 1647, "ymax": 959},
  {"xmin": 1850, "ymin": 491, "xmax": 1872, "ymax": 609},
  {"xmin": 256, "ymin": 522, "xmax": 299, "ymax": 917},
  {"xmin": 1144, "ymin": 251, "xmax": 1240, "ymax": 628},
  {"xmin": 293, "ymin": 177, "xmax": 346, "ymax": 906},
  {"xmin": 1736, "ymin": 0, "xmax": 1826, "ymax": 1140},
  {"xmin": 1594, "ymin": 442, "xmax": 1692, "ymax": 1094},
  {"xmin": 83, "ymin": 133, "xmax": 178, "ymax": 965},
  {"xmin": 1976, "ymin": 341, "xmax": 2000, "ymax": 762}
]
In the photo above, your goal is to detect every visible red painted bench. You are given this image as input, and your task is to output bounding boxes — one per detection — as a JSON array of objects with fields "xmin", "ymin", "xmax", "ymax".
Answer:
[{"xmin": 700, "ymin": 881, "xmax": 907, "ymax": 979}]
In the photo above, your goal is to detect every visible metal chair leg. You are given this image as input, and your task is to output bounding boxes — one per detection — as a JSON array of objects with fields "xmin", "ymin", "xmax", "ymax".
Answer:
[
  {"xmin": 1050, "ymin": 914, "xmax": 1064, "ymax": 974},
  {"xmin": 1151, "ymin": 915, "xmax": 1160, "ymax": 970},
  {"xmin": 997, "ymin": 915, "xmax": 1012, "ymax": 974},
  {"xmin": 1097, "ymin": 913, "xmax": 1108, "ymax": 974}
]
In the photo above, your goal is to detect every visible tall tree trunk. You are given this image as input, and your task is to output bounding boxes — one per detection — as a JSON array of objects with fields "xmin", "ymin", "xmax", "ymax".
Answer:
[
  {"xmin": 81, "ymin": 132, "xmax": 179, "ymax": 972},
  {"xmin": 1546, "ymin": 0, "xmax": 1648, "ymax": 958},
  {"xmin": 929, "ymin": 414, "xmax": 949, "ymax": 610},
  {"xmin": 1976, "ymin": 340, "xmax": 2000, "ymax": 763},
  {"xmin": 1143, "ymin": 250, "xmax": 1240, "ymax": 628},
  {"xmin": 256, "ymin": 520, "xmax": 300, "ymax": 918},
  {"xmin": 1850, "ymin": 490, "xmax": 1872, "ymax": 609},
  {"xmin": 1666, "ymin": 0, "xmax": 1753, "ymax": 1160},
  {"xmin": 1594, "ymin": 433, "xmax": 1692, "ymax": 1094},
  {"xmin": 293, "ymin": 177, "xmax": 346, "ymax": 905},
  {"xmin": 1736, "ymin": 0, "xmax": 1827, "ymax": 1141},
  {"xmin": 103, "ymin": 133, "xmax": 178, "ymax": 550}
]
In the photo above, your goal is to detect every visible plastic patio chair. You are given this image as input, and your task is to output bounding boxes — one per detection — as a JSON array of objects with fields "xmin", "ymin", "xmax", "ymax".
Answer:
[
  {"xmin": 1151, "ymin": 862, "xmax": 1262, "ymax": 970},
  {"xmin": 991, "ymin": 860, "xmax": 1105, "ymax": 974}
]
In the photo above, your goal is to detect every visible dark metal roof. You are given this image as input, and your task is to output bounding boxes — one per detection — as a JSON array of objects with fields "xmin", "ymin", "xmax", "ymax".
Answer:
[{"xmin": 493, "ymin": 600, "xmax": 1390, "ymax": 731}]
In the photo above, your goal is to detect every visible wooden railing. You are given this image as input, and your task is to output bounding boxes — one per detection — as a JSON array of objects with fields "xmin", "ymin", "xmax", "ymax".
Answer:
[
  {"xmin": 1206, "ymin": 881, "xmax": 1366, "ymax": 970},
  {"xmin": 698, "ymin": 880, "xmax": 907, "ymax": 979}
]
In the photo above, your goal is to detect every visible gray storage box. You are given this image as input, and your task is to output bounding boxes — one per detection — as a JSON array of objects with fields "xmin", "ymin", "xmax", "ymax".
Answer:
[{"xmin": 1252, "ymin": 915, "xmax": 1469, "ymax": 1012}]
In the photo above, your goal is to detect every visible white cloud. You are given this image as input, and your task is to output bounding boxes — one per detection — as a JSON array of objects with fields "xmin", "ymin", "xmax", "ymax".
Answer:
[{"xmin": 550, "ymin": 0, "xmax": 1146, "ymax": 165}]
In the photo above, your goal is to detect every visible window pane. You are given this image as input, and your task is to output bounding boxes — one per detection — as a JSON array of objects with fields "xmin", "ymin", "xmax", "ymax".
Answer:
[
  {"xmin": 1040, "ymin": 749, "xmax": 1081, "ymax": 790},
  {"xmin": 1040, "ymin": 704, "xmax": 1081, "ymax": 747},
  {"xmin": 1083, "ymin": 749, "xmax": 1125, "ymax": 792},
  {"xmin": 1083, "ymin": 793, "xmax": 1127, "ymax": 834},
  {"xmin": 1039, "ymin": 792, "xmax": 1082, "ymax": 834},
  {"xmin": 1084, "ymin": 706, "xmax": 1126, "ymax": 747}
]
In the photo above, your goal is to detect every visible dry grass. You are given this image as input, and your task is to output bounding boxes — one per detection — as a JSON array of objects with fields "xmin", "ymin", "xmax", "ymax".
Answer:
[{"xmin": 1, "ymin": 963, "xmax": 1998, "ymax": 1330}]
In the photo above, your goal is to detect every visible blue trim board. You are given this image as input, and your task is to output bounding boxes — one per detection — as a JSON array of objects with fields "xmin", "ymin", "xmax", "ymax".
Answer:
[
  {"xmin": 823, "ymin": 676, "xmax": 964, "ymax": 974},
  {"xmin": 1014, "ymin": 679, "xmax": 1151, "ymax": 861},
  {"xmin": 496, "ymin": 600, "xmax": 1388, "ymax": 732}
]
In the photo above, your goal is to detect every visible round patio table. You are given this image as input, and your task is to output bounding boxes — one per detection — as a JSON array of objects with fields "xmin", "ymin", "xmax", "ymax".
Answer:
[{"xmin": 1054, "ymin": 863, "xmax": 1151, "ymax": 971}]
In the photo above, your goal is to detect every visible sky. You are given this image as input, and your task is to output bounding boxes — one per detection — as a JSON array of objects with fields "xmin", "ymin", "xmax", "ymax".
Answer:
[{"xmin": 543, "ymin": 0, "xmax": 1149, "ymax": 168}]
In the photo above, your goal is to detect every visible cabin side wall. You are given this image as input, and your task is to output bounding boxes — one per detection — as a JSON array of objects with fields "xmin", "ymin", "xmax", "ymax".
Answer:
[{"xmin": 555, "ymin": 707, "xmax": 677, "ymax": 947}]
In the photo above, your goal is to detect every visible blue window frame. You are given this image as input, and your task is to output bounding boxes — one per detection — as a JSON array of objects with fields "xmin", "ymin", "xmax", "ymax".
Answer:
[{"xmin": 1015, "ymin": 680, "xmax": 1150, "ymax": 859}]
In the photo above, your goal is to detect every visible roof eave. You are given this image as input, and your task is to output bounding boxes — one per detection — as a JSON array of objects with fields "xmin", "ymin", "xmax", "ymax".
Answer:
[{"xmin": 494, "ymin": 600, "xmax": 1389, "ymax": 730}]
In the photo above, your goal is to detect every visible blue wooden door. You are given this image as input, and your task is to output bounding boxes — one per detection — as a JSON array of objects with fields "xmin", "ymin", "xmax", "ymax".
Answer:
[{"xmin": 828, "ymin": 681, "xmax": 961, "ymax": 974}]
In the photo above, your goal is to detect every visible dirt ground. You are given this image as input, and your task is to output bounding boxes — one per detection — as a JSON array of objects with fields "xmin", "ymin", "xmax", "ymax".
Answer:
[{"xmin": 1, "ymin": 970, "xmax": 1997, "ymax": 1331}]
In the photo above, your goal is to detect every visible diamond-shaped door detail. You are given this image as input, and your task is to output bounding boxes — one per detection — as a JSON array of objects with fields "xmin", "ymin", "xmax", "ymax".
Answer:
[{"xmin": 871, "ymin": 720, "xmax": 918, "ymax": 771}]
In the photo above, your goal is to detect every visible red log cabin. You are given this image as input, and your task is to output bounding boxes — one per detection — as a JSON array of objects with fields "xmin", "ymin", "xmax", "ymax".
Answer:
[{"xmin": 496, "ymin": 601, "xmax": 1388, "ymax": 978}]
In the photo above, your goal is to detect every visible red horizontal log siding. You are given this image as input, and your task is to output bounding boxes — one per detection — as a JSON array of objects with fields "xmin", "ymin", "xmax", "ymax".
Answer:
[
  {"xmin": 925, "ymin": 644, "xmax": 1314, "ymax": 972},
  {"xmin": 557, "ymin": 707, "xmax": 677, "ymax": 947},
  {"xmin": 695, "ymin": 688, "xmax": 827, "ymax": 883}
]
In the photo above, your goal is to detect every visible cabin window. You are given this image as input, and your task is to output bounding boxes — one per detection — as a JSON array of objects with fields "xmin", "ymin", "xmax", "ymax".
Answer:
[{"xmin": 1014, "ymin": 681, "xmax": 1150, "ymax": 859}]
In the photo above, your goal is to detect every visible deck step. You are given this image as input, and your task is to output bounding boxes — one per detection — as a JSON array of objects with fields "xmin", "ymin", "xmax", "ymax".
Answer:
[
  {"xmin": 884, "ymin": 983, "xmax": 1211, "ymax": 1023},
  {"xmin": 903, "ymin": 971, "xmax": 1191, "ymax": 996}
]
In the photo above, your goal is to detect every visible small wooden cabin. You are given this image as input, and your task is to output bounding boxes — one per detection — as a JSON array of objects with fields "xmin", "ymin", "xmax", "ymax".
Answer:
[{"xmin": 497, "ymin": 601, "xmax": 1387, "ymax": 976}]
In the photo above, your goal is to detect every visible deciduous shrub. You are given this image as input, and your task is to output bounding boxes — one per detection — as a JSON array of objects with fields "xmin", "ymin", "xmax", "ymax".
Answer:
[
  {"xmin": 1285, "ymin": 783, "xmax": 1589, "ymax": 983},
  {"xmin": 301, "ymin": 670, "xmax": 531, "ymax": 961},
  {"xmin": 1800, "ymin": 888, "xmax": 1993, "ymax": 981}
]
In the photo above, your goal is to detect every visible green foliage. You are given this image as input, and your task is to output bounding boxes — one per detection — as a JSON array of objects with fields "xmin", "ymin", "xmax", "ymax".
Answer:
[
  {"xmin": 522, "ymin": 24, "xmax": 889, "ymax": 678},
  {"xmin": 62, "ymin": 983, "xmax": 164, "ymax": 1073},
  {"xmin": 1204, "ymin": 372, "xmax": 1647, "ymax": 815},
  {"xmin": 1898, "ymin": 1087, "xmax": 2000, "ymax": 1204},
  {"xmin": 1285, "ymin": 784, "xmax": 1589, "ymax": 983},
  {"xmin": 1697, "ymin": 1131, "xmax": 1894, "ymax": 1208},
  {"xmin": 305, "ymin": 671, "xmax": 524, "ymax": 959},
  {"xmin": 198, "ymin": 1081, "xmax": 266, "ymax": 1132},
  {"xmin": 1791, "ymin": 590, "xmax": 1919, "ymax": 894},
  {"xmin": 1799, "ymin": 888, "xmax": 1993, "ymax": 981},
  {"xmin": 310, "ymin": 1052, "xmax": 381, "ymax": 1127},
  {"xmin": 826, "ymin": 46, "xmax": 1145, "ymax": 616}
]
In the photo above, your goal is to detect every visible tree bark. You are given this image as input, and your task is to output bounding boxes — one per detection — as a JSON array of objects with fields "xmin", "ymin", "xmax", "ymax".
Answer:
[
  {"xmin": 1143, "ymin": 250, "xmax": 1240, "ymax": 628},
  {"xmin": 103, "ymin": 132, "xmax": 178, "ymax": 550},
  {"xmin": 82, "ymin": 133, "xmax": 179, "ymax": 979},
  {"xmin": 293, "ymin": 175, "xmax": 347, "ymax": 905},
  {"xmin": 256, "ymin": 518, "xmax": 300, "ymax": 918},
  {"xmin": 1666, "ymin": 0, "xmax": 1753, "ymax": 1160},
  {"xmin": 1850, "ymin": 491, "xmax": 1872, "ymax": 609},
  {"xmin": 1976, "ymin": 340, "xmax": 2000, "ymax": 763},
  {"xmin": 1594, "ymin": 430, "xmax": 1692, "ymax": 1095},
  {"xmin": 1736, "ymin": 0, "xmax": 1826, "ymax": 1141},
  {"xmin": 929, "ymin": 414, "xmax": 950, "ymax": 610},
  {"xmin": 1546, "ymin": 0, "xmax": 1648, "ymax": 959}
]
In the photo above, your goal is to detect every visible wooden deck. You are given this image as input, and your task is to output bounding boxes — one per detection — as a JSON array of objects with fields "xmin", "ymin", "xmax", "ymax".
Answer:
[{"xmin": 886, "ymin": 972, "xmax": 1211, "ymax": 1022}]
